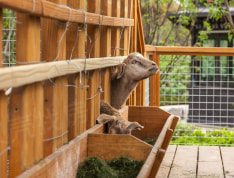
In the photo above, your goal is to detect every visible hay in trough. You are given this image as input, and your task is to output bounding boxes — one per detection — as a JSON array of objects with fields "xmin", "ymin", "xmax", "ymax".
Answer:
[
  {"xmin": 144, "ymin": 137, "xmax": 157, "ymax": 146},
  {"xmin": 76, "ymin": 156, "xmax": 144, "ymax": 178}
]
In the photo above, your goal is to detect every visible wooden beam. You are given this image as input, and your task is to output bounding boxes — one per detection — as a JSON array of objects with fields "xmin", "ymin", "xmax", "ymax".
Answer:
[
  {"xmin": 67, "ymin": 0, "xmax": 87, "ymax": 141},
  {"xmin": 146, "ymin": 45, "xmax": 234, "ymax": 56},
  {"xmin": 0, "ymin": 0, "xmax": 134, "ymax": 27},
  {"xmin": 0, "ymin": 56, "xmax": 126, "ymax": 90},
  {"xmin": 0, "ymin": 9, "xmax": 8, "ymax": 178}
]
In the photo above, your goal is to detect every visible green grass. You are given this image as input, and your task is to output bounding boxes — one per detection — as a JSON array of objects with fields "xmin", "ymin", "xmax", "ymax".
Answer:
[
  {"xmin": 76, "ymin": 156, "xmax": 144, "ymax": 178},
  {"xmin": 144, "ymin": 122, "xmax": 234, "ymax": 146}
]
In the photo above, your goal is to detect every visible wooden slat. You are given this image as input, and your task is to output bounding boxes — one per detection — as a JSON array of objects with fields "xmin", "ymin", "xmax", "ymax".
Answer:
[
  {"xmin": 100, "ymin": 0, "xmax": 112, "ymax": 103},
  {"xmin": 67, "ymin": 0, "xmax": 86, "ymax": 141},
  {"xmin": 17, "ymin": 124, "xmax": 105, "ymax": 178},
  {"xmin": 149, "ymin": 54, "xmax": 156, "ymax": 106},
  {"xmin": 88, "ymin": 133, "xmax": 152, "ymax": 161},
  {"xmin": 220, "ymin": 147, "xmax": 234, "ymax": 177},
  {"xmin": 169, "ymin": 146, "xmax": 197, "ymax": 178},
  {"xmin": 0, "ymin": 56, "xmax": 125, "ymax": 90},
  {"xmin": 111, "ymin": 0, "xmax": 120, "ymax": 56},
  {"xmin": 41, "ymin": 0, "xmax": 68, "ymax": 157},
  {"xmin": 128, "ymin": 106, "xmax": 171, "ymax": 140},
  {"xmin": 156, "ymin": 145, "xmax": 177, "ymax": 178},
  {"xmin": 155, "ymin": 54, "xmax": 160, "ymax": 106},
  {"xmin": 9, "ymin": 13, "xmax": 42, "ymax": 177},
  {"xmin": 149, "ymin": 149, "xmax": 166, "ymax": 178},
  {"xmin": 146, "ymin": 45, "xmax": 234, "ymax": 56},
  {"xmin": 197, "ymin": 146, "xmax": 224, "ymax": 178},
  {"xmin": 0, "ymin": 8, "xmax": 8, "ymax": 178},
  {"xmin": 0, "ymin": 0, "xmax": 134, "ymax": 27},
  {"xmin": 86, "ymin": 0, "xmax": 101, "ymax": 130}
]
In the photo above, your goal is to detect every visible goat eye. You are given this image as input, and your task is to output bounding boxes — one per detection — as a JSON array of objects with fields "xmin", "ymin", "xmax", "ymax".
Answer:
[{"xmin": 132, "ymin": 60, "xmax": 137, "ymax": 64}]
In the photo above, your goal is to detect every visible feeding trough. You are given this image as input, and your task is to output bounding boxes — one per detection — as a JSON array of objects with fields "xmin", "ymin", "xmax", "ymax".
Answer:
[{"xmin": 17, "ymin": 106, "xmax": 178, "ymax": 178}]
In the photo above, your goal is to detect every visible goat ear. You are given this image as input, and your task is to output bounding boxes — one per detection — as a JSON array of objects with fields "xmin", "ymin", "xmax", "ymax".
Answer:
[
  {"xmin": 96, "ymin": 114, "xmax": 116, "ymax": 124},
  {"xmin": 112, "ymin": 63, "xmax": 126, "ymax": 80}
]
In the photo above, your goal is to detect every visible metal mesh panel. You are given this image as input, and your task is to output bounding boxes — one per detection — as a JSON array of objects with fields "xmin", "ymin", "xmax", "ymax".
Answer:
[{"xmin": 160, "ymin": 53, "xmax": 234, "ymax": 146}]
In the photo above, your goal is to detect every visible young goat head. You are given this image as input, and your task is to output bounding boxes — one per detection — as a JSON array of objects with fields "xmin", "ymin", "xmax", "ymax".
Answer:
[
  {"xmin": 97, "ymin": 114, "xmax": 144, "ymax": 134},
  {"xmin": 111, "ymin": 52, "xmax": 158, "ymax": 109}
]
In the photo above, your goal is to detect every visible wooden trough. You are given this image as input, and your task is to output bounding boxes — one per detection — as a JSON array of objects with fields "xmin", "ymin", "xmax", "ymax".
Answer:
[{"xmin": 17, "ymin": 106, "xmax": 178, "ymax": 178}]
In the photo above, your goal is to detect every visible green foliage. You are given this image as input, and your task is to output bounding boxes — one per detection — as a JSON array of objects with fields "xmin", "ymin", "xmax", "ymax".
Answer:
[
  {"xmin": 171, "ymin": 121, "xmax": 234, "ymax": 146},
  {"xmin": 77, "ymin": 156, "xmax": 144, "ymax": 178}
]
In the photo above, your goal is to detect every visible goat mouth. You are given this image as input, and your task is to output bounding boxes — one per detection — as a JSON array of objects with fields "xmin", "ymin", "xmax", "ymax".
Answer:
[{"xmin": 149, "ymin": 67, "xmax": 157, "ymax": 73}]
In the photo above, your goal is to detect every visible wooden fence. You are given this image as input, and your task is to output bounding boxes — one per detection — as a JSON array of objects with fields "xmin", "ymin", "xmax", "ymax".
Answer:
[{"xmin": 0, "ymin": 0, "xmax": 148, "ymax": 177}]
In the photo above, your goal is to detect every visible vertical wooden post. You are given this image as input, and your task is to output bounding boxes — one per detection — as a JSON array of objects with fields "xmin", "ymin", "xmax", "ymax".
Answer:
[
  {"xmin": 100, "ymin": 0, "xmax": 112, "ymax": 103},
  {"xmin": 111, "ymin": 0, "xmax": 120, "ymax": 56},
  {"xmin": 41, "ymin": 0, "xmax": 68, "ymax": 156},
  {"xmin": 9, "ymin": 13, "xmax": 42, "ymax": 177},
  {"xmin": 149, "ymin": 53, "xmax": 160, "ymax": 106},
  {"xmin": 87, "ymin": 0, "xmax": 101, "ymax": 129},
  {"xmin": 0, "ymin": 9, "xmax": 8, "ymax": 178},
  {"xmin": 67, "ymin": 0, "xmax": 87, "ymax": 140},
  {"xmin": 155, "ymin": 54, "xmax": 160, "ymax": 106}
]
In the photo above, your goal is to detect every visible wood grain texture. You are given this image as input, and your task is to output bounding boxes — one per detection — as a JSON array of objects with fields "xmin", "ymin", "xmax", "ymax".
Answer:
[
  {"xmin": 86, "ymin": 0, "xmax": 101, "ymax": 130},
  {"xmin": 0, "ymin": 8, "xmax": 8, "ymax": 178},
  {"xmin": 111, "ymin": 0, "xmax": 121, "ymax": 56},
  {"xmin": 17, "ymin": 124, "xmax": 105, "ymax": 178},
  {"xmin": 146, "ymin": 45, "xmax": 234, "ymax": 56},
  {"xmin": 100, "ymin": 0, "xmax": 112, "ymax": 103},
  {"xmin": 67, "ymin": 0, "xmax": 87, "ymax": 141},
  {"xmin": 197, "ymin": 146, "xmax": 224, "ymax": 178},
  {"xmin": 221, "ymin": 147, "xmax": 234, "ymax": 177},
  {"xmin": 169, "ymin": 146, "xmax": 197, "ymax": 178},
  {"xmin": 0, "ymin": 0, "xmax": 134, "ymax": 27},
  {"xmin": 128, "ymin": 106, "xmax": 171, "ymax": 140},
  {"xmin": 0, "ymin": 56, "xmax": 126, "ymax": 90},
  {"xmin": 41, "ymin": 0, "xmax": 68, "ymax": 156},
  {"xmin": 88, "ymin": 133, "xmax": 152, "ymax": 161},
  {"xmin": 9, "ymin": 13, "xmax": 42, "ymax": 177}
]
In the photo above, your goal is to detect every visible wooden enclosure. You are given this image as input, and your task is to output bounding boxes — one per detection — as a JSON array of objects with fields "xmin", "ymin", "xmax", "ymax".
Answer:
[{"xmin": 0, "ymin": 0, "xmax": 163, "ymax": 177}]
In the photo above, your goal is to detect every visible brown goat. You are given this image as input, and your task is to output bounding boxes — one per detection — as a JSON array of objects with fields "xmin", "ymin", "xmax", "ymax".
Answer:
[
  {"xmin": 96, "ymin": 114, "xmax": 144, "ymax": 134},
  {"xmin": 98, "ymin": 52, "xmax": 158, "ymax": 134},
  {"xmin": 111, "ymin": 52, "xmax": 158, "ymax": 109}
]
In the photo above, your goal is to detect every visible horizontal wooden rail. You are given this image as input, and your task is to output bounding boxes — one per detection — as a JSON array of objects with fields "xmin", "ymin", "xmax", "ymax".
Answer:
[
  {"xmin": 145, "ymin": 45, "xmax": 234, "ymax": 56},
  {"xmin": 0, "ymin": 56, "xmax": 125, "ymax": 90},
  {"xmin": 0, "ymin": 0, "xmax": 134, "ymax": 27}
]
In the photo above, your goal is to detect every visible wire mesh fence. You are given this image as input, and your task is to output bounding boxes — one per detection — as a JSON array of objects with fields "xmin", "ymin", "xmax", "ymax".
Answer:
[{"xmin": 160, "ymin": 52, "xmax": 234, "ymax": 146}]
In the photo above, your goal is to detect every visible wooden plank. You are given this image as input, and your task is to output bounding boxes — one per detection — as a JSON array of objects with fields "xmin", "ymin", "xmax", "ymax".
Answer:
[
  {"xmin": 149, "ymin": 54, "xmax": 157, "ymax": 106},
  {"xmin": 100, "ymin": 0, "xmax": 112, "ymax": 103},
  {"xmin": 41, "ymin": 0, "xmax": 68, "ymax": 156},
  {"xmin": 86, "ymin": 0, "xmax": 101, "ymax": 130},
  {"xmin": 111, "ymin": 0, "xmax": 120, "ymax": 56},
  {"xmin": 197, "ymin": 146, "xmax": 224, "ymax": 178},
  {"xmin": 9, "ymin": 13, "xmax": 42, "ymax": 177},
  {"xmin": 0, "ymin": 8, "xmax": 8, "ymax": 178},
  {"xmin": 156, "ymin": 145, "xmax": 177, "ymax": 178},
  {"xmin": 220, "ymin": 147, "xmax": 234, "ymax": 177},
  {"xmin": 155, "ymin": 54, "xmax": 160, "ymax": 106},
  {"xmin": 128, "ymin": 106, "xmax": 171, "ymax": 140},
  {"xmin": 17, "ymin": 124, "xmax": 105, "ymax": 178},
  {"xmin": 0, "ymin": 56, "xmax": 126, "ymax": 90},
  {"xmin": 145, "ymin": 45, "xmax": 234, "ymax": 56},
  {"xmin": 88, "ymin": 133, "xmax": 152, "ymax": 161},
  {"xmin": 0, "ymin": 0, "xmax": 134, "ymax": 27},
  {"xmin": 120, "ymin": 0, "xmax": 129, "ymax": 56},
  {"xmin": 169, "ymin": 146, "xmax": 197, "ymax": 178},
  {"xmin": 67, "ymin": 0, "xmax": 87, "ymax": 141},
  {"xmin": 137, "ymin": 114, "xmax": 175, "ymax": 178}
]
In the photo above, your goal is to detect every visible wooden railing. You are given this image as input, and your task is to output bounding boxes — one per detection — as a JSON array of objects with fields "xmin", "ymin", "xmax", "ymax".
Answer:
[{"xmin": 145, "ymin": 45, "xmax": 234, "ymax": 107}]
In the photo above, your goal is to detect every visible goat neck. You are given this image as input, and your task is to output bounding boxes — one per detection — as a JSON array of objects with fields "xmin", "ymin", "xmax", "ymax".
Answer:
[{"xmin": 111, "ymin": 74, "xmax": 137, "ymax": 109}]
